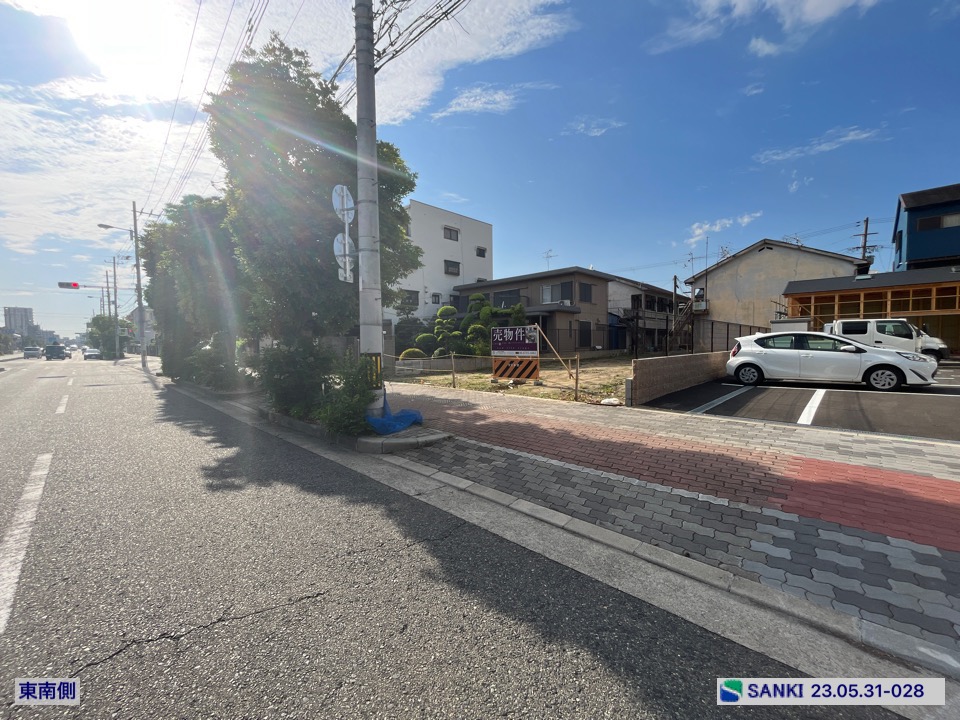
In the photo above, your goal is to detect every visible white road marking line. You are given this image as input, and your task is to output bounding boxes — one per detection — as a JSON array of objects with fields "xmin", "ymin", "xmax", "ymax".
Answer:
[
  {"xmin": 689, "ymin": 385, "xmax": 755, "ymax": 414},
  {"xmin": 55, "ymin": 396, "xmax": 68, "ymax": 414},
  {"xmin": 797, "ymin": 388, "xmax": 826, "ymax": 425},
  {"xmin": 0, "ymin": 453, "xmax": 53, "ymax": 634},
  {"xmin": 67, "ymin": 378, "xmax": 74, "ymax": 386}
]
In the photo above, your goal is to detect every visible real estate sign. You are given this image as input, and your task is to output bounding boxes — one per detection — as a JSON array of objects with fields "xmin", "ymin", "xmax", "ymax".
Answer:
[{"xmin": 491, "ymin": 325, "xmax": 539, "ymax": 357}]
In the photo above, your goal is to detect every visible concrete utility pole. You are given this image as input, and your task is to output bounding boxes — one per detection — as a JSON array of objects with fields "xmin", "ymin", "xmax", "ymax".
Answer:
[
  {"xmin": 856, "ymin": 216, "xmax": 878, "ymax": 260},
  {"xmin": 132, "ymin": 201, "xmax": 147, "ymax": 370},
  {"xmin": 113, "ymin": 257, "xmax": 120, "ymax": 358},
  {"xmin": 355, "ymin": 0, "xmax": 384, "ymax": 415}
]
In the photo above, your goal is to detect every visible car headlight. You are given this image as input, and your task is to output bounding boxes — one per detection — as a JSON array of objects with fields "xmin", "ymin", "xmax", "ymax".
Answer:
[{"xmin": 897, "ymin": 352, "xmax": 928, "ymax": 362}]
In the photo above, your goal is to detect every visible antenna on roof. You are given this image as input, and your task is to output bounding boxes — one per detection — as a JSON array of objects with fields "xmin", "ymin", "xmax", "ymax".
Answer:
[{"xmin": 543, "ymin": 249, "xmax": 558, "ymax": 270}]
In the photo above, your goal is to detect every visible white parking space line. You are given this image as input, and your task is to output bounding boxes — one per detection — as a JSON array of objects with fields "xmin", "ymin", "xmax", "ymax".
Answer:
[
  {"xmin": 67, "ymin": 378, "xmax": 73, "ymax": 386},
  {"xmin": 55, "ymin": 396, "xmax": 68, "ymax": 414},
  {"xmin": 797, "ymin": 388, "xmax": 826, "ymax": 425},
  {"xmin": 689, "ymin": 385, "xmax": 754, "ymax": 414},
  {"xmin": 0, "ymin": 453, "xmax": 53, "ymax": 634}
]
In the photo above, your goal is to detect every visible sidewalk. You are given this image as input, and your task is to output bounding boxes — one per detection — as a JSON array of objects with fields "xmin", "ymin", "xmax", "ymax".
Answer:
[
  {"xmin": 131, "ymin": 357, "xmax": 960, "ymax": 678},
  {"xmin": 378, "ymin": 381, "xmax": 960, "ymax": 679}
]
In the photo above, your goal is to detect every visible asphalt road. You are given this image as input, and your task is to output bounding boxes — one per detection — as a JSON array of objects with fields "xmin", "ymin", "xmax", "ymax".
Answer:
[
  {"xmin": 0, "ymin": 357, "xmax": 906, "ymax": 717},
  {"xmin": 644, "ymin": 361, "xmax": 960, "ymax": 441}
]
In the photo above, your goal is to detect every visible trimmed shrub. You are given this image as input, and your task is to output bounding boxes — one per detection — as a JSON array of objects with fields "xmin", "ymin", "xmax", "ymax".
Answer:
[{"xmin": 399, "ymin": 347, "xmax": 427, "ymax": 360}]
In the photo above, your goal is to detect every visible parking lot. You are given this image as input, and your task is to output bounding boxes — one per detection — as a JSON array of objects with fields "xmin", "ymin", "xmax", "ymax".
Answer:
[{"xmin": 644, "ymin": 360, "xmax": 960, "ymax": 442}]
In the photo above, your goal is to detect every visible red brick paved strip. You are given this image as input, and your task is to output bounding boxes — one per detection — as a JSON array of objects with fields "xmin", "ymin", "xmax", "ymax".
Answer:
[
  {"xmin": 782, "ymin": 457, "xmax": 960, "ymax": 552},
  {"xmin": 405, "ymin": 398, "xmax": 960, "ymax": 553}
]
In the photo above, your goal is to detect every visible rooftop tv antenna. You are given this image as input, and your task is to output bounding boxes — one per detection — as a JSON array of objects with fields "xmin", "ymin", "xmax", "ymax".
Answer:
[{"xmin": 543, "ymin": 249, "xmax": 558, "ymax": 269}]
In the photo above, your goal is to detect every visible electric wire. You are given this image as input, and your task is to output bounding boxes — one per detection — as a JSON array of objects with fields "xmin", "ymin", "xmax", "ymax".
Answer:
[{"xmin": 141, "ymin": 0, "xmax": 206, "ymax": 212}]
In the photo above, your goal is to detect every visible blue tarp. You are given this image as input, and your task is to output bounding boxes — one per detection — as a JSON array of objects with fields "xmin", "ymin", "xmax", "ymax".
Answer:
[{"xmin": 366, "ymin": 392, "xmax": 423, "ymax": 435}]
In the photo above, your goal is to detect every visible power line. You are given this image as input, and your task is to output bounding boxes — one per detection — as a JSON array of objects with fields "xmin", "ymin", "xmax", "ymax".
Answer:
[{"xmin": 141, "ymin": 0, "xmax": 206, "ymax": 211}]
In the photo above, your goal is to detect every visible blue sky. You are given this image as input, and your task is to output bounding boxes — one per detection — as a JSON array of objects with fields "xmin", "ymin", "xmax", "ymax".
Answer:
[{"xmin": 2, "ymin": 0, "xmax": 959, "ymax": 338}]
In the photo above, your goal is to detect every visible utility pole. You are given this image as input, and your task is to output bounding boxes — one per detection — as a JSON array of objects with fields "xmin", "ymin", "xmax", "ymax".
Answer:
[
  {"xmin": 112, "ymin": 257, "xmax": 120, "ymax": 359},
  {"xmin": 854, "ymin": 216, "xmax": 878, "ymax": 260},
  {"xmin": 132, "ymin": 201, "xmax": 146, "ymax": 370},
  {"xmin": 104, "ymin": 271, "xmax": 111, "ymax": 352},
  {"xmin": 355, "ymin": 0, "xmax": 384, "ymax": 415}
]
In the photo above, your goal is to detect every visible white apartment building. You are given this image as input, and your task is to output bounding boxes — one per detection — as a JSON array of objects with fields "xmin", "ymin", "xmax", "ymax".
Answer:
[
  {"xmin": 3, "ymin": 306, "xmax": 34, "ymax": 337},
  {"xmin": 386, "ymin": 200, "xmax": 493, "ymax": 325}
]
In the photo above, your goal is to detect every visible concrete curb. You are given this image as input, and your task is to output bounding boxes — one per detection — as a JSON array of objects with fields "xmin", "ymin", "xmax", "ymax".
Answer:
[
  {"xmin": 255, "ymin": 406, "xmax": 451, "ymax": 455},
  {"xmin": 381, "ymin": 454, "xmax": 960, "ymax": 681}
]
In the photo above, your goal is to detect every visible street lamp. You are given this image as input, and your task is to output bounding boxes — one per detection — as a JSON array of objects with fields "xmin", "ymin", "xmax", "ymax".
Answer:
[{"xmin": 98, "ymin": 201, "xmax": 146, "ymax": 371}]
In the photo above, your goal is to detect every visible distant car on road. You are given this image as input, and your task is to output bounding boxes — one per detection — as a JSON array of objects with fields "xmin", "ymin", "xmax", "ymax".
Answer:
[
  {"xmin": 727, "ymin": 331, "xmax": 937, "ymax": 392},
  {"xmin": 83, "ymin": 348, "xmax": 102, "ymax": 360},
  {"xmin": 44, "ymin": 344, "xmax": 66, "ymax": 360},
  {"xmin": 23, "ymin": 346, "xmax": 42, "ymax": 359}
]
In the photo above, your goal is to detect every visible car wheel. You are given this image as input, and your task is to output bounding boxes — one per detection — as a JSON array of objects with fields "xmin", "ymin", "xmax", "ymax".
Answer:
[
  {"xmin": 735, "ymin": 364, "xmax": 764, "ymax": 386},
  {"xmin": 865, "ymin": 366, "xmax": 903, "ymax": 391}
]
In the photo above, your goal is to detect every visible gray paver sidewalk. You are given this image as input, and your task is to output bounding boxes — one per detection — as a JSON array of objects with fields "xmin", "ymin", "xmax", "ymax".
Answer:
[{"xmin": 392, "ymin": 436, "xmax": 960, "ymax": 669}]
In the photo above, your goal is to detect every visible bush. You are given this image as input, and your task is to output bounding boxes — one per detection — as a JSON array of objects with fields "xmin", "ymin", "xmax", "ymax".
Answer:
[
  {"xmin": 309, "ymin": 356, "xmax": 377, "ymax": 436},
  {"xmin": 254, "ymin": 340, "xmax": 334, "ymax": 418},
  {"xmin": 185, "ymin": 332, "xmax": 245, "ymax": 390},
  {"xmin": 399, "ymin": 347, "xmax": 427, "ymax": 359}
]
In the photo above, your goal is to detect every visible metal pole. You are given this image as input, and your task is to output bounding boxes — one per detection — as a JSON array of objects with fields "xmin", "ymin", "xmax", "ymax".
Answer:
[
  {"xmin": 355, "ymin": 0, "xmax": 384, "ymax": 415},
  {"xmin": 113, "ymin": 257, "xmax": 119, "ymax": 359},
  {"xmin": 132, "ymin": 201, "xmax": 147, "ymax": 370},
  {"xmin": 104, "ymin": 271, "xmax": 111, "ymax": 350}
]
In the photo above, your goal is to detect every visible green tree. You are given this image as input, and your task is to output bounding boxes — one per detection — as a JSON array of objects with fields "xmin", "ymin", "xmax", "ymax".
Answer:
[
  {"xmin": 458, "ymin": 294, "xmax": 528, "ymax": 356},
  {"xmin": 204, "ymin": 33, "xmax": 421, "ymax": 344},
  {"xmin": 416, "ymin": 305, "xmax": 465, "ymax": 357},
  {"xmin": 86, "ymin": 314, "xmax": 133, "ymax": 359},
  {"xmin": 140, "ymin": 195, "xmax": 247, "ymax": 380}
]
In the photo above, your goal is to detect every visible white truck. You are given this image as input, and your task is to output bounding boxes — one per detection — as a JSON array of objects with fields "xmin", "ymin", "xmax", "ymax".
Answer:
[{"xmin": 822, "ymin": 318, "xmax": 950, "ymax": 362}]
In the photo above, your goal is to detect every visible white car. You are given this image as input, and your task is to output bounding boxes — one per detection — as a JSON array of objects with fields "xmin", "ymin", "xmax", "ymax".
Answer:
[{"xmin": 727, "ymin": 331, "xmax": 937, "ymax": 392}]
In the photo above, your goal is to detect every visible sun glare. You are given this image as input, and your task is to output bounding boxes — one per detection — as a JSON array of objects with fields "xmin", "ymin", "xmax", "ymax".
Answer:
[{"xmin": 62, "ymin": 0, "xmax": 198, "ymax": 100}]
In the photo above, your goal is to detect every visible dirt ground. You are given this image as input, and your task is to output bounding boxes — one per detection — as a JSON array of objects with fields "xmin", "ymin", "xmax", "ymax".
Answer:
[{"xmin": 387, "ymin": 355, "xmax": 637, "ymax": 404}]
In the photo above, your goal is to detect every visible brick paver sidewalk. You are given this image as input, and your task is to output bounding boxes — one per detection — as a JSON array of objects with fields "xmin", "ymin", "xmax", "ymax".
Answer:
[{"xmin": 384, "ymin": 382, "xmax": 960, "ymax": 663}]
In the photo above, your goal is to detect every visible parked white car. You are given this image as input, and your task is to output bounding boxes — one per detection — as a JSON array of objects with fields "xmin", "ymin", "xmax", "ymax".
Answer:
[
  {"xmin": 822, "ymin": 318, "xmax": 950, "ymax": 362},
  {"xmin": 727, "ymin": 331, "xmax": 937, "ymax": 391}
]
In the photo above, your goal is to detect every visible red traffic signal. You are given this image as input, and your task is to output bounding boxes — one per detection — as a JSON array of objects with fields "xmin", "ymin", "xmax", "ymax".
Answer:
[{"xmin": 57, "ymin": 281, "xmax": 80, "ymax": 289}]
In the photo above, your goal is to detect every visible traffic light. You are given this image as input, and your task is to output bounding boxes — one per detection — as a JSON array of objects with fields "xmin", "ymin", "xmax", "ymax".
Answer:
[{"xmin": 58, "ymin": 282, "xmax": 80, "ymax": 289}]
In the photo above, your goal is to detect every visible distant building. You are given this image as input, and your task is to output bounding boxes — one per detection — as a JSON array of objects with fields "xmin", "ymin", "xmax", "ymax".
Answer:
[
  {"xmin": 3, "ymin": 307, "xmax": 34, "ymax": 338},
  {"xmin": 449, "ymin": 267, "xmax": 682, "ymax": 355},
  {"xmin": 385, "ymin": 200, "xmax": 493, "ymax": 326},
  {"xmin": 892, "ymin": 182, "xmax": 960, "ymax": 271},
  {"xmin": 683, "ymin": 239, "xmax": 865, "ymax": 352}
]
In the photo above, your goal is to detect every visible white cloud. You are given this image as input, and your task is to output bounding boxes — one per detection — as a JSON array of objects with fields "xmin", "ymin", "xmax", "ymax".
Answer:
[
  {"xmin": 685, "ymin": 211, "xmax": 761, "ymax": 246},
  {"xmin": 439, "ymin": 192, "xmax": 468, "ymax": 204},
  {"xmin": 753, "ymin": 126, "xmax": 881, "ymax": 164},
  {"xmin": 787, "ymin": 171, "xmax": 814, "ymax": 193},
  {"xmin": 742, "ymin": 82, "xmax": 765, "ymax": 96},
  {"xmin": 649, "ymin": 0, "xmax": 880, "ymax": 55},
  {"xmin": 563, "ymin": 117, "xmax": 626, "ymax": 137},
  {"xmin": 432, "ymin": 85, "xmax": 519, "ymax": 119}
]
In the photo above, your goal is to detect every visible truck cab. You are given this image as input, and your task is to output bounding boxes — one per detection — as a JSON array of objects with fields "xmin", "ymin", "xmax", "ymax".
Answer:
[{"xmin": 823, "ymin": 318, "xmax": 950, "ymax": 361}]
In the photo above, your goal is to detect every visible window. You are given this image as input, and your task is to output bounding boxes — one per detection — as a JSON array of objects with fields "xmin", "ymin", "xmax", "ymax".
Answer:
[
  {"xmin": 839, "ymin": 321, "xmax": 868, "ymax": 335},
  {"xmin": 444, "ymin": 260, "xmax": 460, "ymax": 276},
  {"xmin": 541, "ymin": 281, "xmax": 573, "ymax": 303},
  {"xmin": 443, "ymin": 226, "xmax": 459, "ymax": 241},
  {"xmin": 918, "ymin": 213, "xmax": 960, "ymax": 230},
  {"xmin": 644, "ymin": 295, "xmax": 656, "ymax": 311},
  {"xmin": 877, "ymin": 321, "xmax": 912, "ymax": 339},
  {"xmin": 493, "ymin": 290, "xmax": 521, "ymax": 308},
  {"xmin": 756, "ymin": 335, "xmax": 795, "ymax": 349},
  {"xmin": 431, "ymin": 293, "xmax": 441, "ymax": 304},
  {"xmin": 578, "ymin": 321, "xmax": 592, "ymax": 348},
  {"xmin": 401, "ymin": 290, "xmax": 419, "ymax": 306},
  {"xmin": 803, "ymin": 336, "xmax": 848, "ymax": 352},
  {"xmin": 578, "ymin": 282, "xmax": 593, "ymax": 303},
  {"xmin": 476, "ymin": 247, "xmax": 487, "ymax": 258}
]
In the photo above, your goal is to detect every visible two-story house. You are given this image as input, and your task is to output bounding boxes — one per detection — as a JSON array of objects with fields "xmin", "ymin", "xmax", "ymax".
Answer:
[{"xmin": 892, "ymin": 182, "xmax": 960, "ymax": 271}]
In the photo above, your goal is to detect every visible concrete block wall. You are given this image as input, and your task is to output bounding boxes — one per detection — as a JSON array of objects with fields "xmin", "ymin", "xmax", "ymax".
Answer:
[{"xmin": 631, "ymin": 351, "xmax": 730, "ymax": 405}]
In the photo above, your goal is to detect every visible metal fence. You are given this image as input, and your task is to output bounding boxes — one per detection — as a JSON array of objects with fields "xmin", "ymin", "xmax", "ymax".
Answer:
[{"xmin": 695, "ymin": 320, "xmax": 769, "ymax": 353}]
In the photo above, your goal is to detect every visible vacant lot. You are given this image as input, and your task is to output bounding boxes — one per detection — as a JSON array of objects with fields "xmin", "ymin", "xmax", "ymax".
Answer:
[{"xmin": 387, "ymin": 355, "xmax": 637, "ymax": 404}]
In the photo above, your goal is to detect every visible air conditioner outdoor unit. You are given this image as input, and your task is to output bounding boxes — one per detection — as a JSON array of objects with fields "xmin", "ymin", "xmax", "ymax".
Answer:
[
  {"xmin": 692, "ymin": 301, "xmax": 708, "ymax": 313},
  {"xmin": 558, "ymin": 299, "xmax": 572, "ymax": 306}
]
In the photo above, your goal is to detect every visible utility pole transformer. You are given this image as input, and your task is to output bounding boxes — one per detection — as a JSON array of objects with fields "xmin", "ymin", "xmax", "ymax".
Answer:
[{"xmin": 355, "ymin": 0, "xmax": 384, "ymax": 415}]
